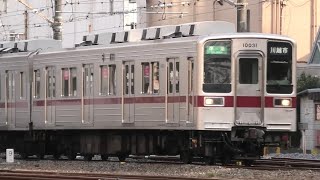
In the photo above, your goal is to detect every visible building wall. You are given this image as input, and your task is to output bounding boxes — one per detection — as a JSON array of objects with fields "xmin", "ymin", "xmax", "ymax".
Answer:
[
  {"xmin": 300, "ymin": 96, "xmax": 315, "ymax": 150},
  {"xmin": 142, "ymin": 0, "xmax": 320, "ymax": 62},
  {"xmin": 0, "ymin": 0, "xmax": 137, "ymax": 48}
]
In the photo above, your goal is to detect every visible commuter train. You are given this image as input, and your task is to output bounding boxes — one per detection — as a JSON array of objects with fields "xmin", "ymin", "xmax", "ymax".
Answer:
[{"xmin": 0, "ymin": 21, "xmax": 296, "ymax": 165}]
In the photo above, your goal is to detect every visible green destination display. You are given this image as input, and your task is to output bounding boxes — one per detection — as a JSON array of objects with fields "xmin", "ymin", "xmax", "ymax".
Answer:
[{"xmin": 205, "ymin": 45, "xmax": 229, "ymax": 55}]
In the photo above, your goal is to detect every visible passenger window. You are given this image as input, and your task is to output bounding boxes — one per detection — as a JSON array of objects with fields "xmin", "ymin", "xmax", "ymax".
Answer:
[
  {"xmin": 19, "ymin": 72, "xmax": 25, "ymax": 99},
  {"xmin": 62, "ymin": 67, "xmax": 77, "ymax": 97},
  {"xmin": 141, "ymin": 62, "xmax": 160, "ymax": 94},
  {"xmin": 168, "ymin": 62, "xmax": 173, "ymax": 93},
  {"xmin": 176, "ymin": 62, "xmax": 179, "ymax": 93},
  {"xmin": 131, "ymin": 65, "xmax": 134, "ymax": 94},
  {"xmin": 239, "ymin": 58, "xmax": 258, "ymax": 84},
  {"xmin": 152, "ymin": 62, "xmax": 160, "ymax": 94},
  {"xmin": 109, "ymin": 65, "xmax": 116, "ymax": 95},
  {"xmin": 125, "ymin": 65, "xmax": 129, "ymax": 95},
  {"xmin": 100, "ymin": 65, "xmax": 116, "ymax": 95},
  {"xmin": 5, "ymin": 71, "xmax": 15, "ymax": 100},
  {"xmin": 34, "ymin": 69, "xmax": 41, "ymax": 98},
  {"xmin": 0, "ymin": 74, "xmax": 1, "ymax": 100},
  {"xmin": 141, "ymin": 63, "xmax": 150, "ymax": 94},
  {"xmin": 100, "ymin": 65, "xmax": 109, "ymax": 95},
  {"xmin": 46, "ymin": 67, "xmax": 56, "ymax": 98}
]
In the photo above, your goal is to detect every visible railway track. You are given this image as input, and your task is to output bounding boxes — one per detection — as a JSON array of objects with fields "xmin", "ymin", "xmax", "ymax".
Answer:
[
  {"xmin": 0, "ymin": 170, "xmax": 216, "ymax": 180},
  {"xmin": 243, "ymin": 158, "xmax": 320, "ymax": 171}
]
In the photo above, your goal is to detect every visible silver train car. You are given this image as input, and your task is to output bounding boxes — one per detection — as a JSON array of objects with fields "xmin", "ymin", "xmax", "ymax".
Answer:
[{"xmin": 0, "ymin": 21, "xmax": 296, "ymax": 164}]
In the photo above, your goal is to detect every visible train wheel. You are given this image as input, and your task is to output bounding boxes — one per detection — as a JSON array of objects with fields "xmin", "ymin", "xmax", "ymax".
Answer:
[
  {"xmin": 84, "ymin": 155, "xmax": 93, "ymax": 161},
  {"xmin": 67, "ymin": 151, "xmax": 76, "ymax": 160},
  {"xmin": 20, "ymin": 153, "xmax": 28, "ymax": 159},
  {"xmin": 118, "ymin": 154, "xmax": 127, "ymax": 162},
  {"xmin": 37, "ymin": 154, "xmax": 45, "ymax": 160},
  {"xmin": 53, "ymin": 154, "xmax": 60, "ymax": 160},
  {"xmin": 180, "ymin": 151, "xmax": 192, "ymax": 164},
  {"xmin": 205, "ymin": 157, "xmax": 216, "ymax": 165},
  {"xmin": 101, "ymin": 155, "xmax": 108, "ymax": 161},
  {"xmin": 221, "ymin": 155, "xmax": 231, "ymax": 165},
  {"xmin": 244, "ymin": 160, "xmax": 253, "ymax": 166}
]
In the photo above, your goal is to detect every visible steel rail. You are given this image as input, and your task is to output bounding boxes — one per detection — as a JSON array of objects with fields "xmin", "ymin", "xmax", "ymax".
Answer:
[{"xmin": 0, "ymin": 170, "xmax": 216, "ymax": 180}]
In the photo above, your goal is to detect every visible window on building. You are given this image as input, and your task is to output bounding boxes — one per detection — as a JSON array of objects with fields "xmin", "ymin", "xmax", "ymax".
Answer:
[
  {"xmin": 100, "ymin": 65, "xmax": 116, "ymax": 95},
  {"xmin": 34, "ymin": 70, "xmax": 41, "ymax": 98},
  {"xmin": 0, "ymin": 0, "xmax": 7, "ymax": 13},
  {"xmin": 62, "ymin": 67, "xmax": 77, "ymax": 97},
  {"xmin": 109, "ymin": 0, "xmax": 114, "ymax": 15},
  {"xmin": 19, "ymin": 72, "xmax": 26, "ymax": 99}
]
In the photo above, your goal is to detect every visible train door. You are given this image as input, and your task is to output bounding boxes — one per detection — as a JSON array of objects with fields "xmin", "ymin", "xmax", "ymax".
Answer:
[
  {"xmin": 187, "ymin": 58, "xmax": 194, "ymax": 124},
  {"xmin": 166, "ymin": 58, "xmax": 180, "ymax": 124},
  {"xmin": 82, "ymin": 64, "xmax": 94, "ymax": 125},
  {"xmin": 122, "ymin": 61, "xmax": 135, "ymax": 124},
  {"xmin": 5, "ymin": 70, "xmax": 16, "ymax": 126},
  {"xmin": 235, "ymin": 54, "xmax": 263, "ymax": 126},
  {"xmin": 45, "ymin": 67, "xmax": 56, "ymax": 125}
]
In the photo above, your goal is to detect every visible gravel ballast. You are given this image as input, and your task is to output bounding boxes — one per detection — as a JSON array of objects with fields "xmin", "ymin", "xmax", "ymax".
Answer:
[{"xmin": 0, "ymin": 156, "xmax": 319, "ymax": 180}]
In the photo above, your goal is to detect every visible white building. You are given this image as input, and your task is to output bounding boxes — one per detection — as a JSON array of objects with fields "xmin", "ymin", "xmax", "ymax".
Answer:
[{"xmin": 0, "ymin": 0, "xmax": 138, "ymax": 48}]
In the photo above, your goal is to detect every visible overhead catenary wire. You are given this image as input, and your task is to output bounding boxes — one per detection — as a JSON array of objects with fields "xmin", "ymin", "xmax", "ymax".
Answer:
[{"xmin": 1, "ymin": 0, "xmax": 267, "ymax": 40}]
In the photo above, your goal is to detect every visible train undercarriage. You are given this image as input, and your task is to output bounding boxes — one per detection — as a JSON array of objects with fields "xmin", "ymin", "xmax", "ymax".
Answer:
[{"xmin": 0, "ymin": 128, "xmax": 288, "ymax": 165}]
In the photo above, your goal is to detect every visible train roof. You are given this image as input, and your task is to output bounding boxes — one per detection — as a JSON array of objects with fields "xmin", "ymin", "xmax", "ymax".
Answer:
[{"xmin": 0, "ymin": 21, "xmax": 295, "ymax": 57}]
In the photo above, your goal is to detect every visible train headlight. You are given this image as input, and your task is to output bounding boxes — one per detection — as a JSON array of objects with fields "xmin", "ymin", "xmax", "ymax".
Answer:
[
  {"xmin": 281, "ymin": 99, "xmax": 291, "ymax": 106},
  {"xmin": 204, "ymin": 97, "xmax": 224, "ymax": 106},
  {"xmin": 274, "ymin": 98, "xmax": 291, "ymax": 107}
]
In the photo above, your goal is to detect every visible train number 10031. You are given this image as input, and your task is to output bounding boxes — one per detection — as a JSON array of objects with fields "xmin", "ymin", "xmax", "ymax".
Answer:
[{"xmin": 243, "ymin": 43, "xmax": 258, "ymax": 48}]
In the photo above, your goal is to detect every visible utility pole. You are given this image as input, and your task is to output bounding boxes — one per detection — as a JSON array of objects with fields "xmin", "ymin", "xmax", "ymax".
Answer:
[
  {"xmin": 53, "ymin": 0, "xmax": 62, "ymax": 40},
  {"xmin": 237, "ymin": 0, "xmax": 247, "ymax": 32},
  {"xmin": 216, "ymin": 0, "xmax": 248, "ymax": 32},
  {"xmin": 24, "ymin": 10, "xmax": 28, "ymax": 39}
]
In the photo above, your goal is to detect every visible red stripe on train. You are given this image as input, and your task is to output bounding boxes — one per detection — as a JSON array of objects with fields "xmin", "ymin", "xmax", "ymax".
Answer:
[{"xmin": 0, "ymin": 96, "xmax": 296, "ymax": 108}]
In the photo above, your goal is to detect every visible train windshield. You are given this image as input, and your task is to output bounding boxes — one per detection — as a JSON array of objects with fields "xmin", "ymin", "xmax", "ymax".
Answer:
[
  {"xmin": 266, "ymin": 41, "xmax": 293, "ymax": 94},
  {"xmin": 203, "ymin": 40, "xmax": 231, "ymax": 93}
]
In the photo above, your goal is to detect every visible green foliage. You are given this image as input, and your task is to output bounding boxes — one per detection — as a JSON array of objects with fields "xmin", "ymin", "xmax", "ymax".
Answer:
[{"xmin": 297, "ymin": 72, "xmax": 320, "ymax": 92}]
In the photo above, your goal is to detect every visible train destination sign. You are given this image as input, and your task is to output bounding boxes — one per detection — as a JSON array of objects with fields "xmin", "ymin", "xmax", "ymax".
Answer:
[
  {"xmin": 205, "ymin": 45, "xmax": 229, "ymax": 55},
  {"xmin": 267, "ymin": 42, "xmax": 292, "ymax": 56},
  {"xmin": 269, "ymin": 47, "xmax": 289, "ymax": 55}
]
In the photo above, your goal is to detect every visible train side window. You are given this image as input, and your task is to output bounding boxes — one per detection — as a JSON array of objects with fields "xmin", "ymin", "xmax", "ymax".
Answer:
[
  {"xmin": 34, "ymin": 69, "xmax": 41, "ymax": 98},
  {"xmin": 19, "ymin": 72, "xmax": 26, "ymax": 99},
  {"xmin": 109, "ymin": 65, "xmax": 116, "ymax": 95},
  {"xmin": 125, "ymin": 65, "xmax": 129, "ymax": 95},
  {"xmin": 239, "ymin": 58, "xmax": 258, "ymax": 84},
  {"xmin": 62, "ymin": 67, "xmax": 77, "ymax": 97},
  {"xmin": 152, "ymin": 62, "xmax": 160, "ymax": 94},
  {"xmin": 141, "ymin": 62, "xmax": 150, "ymax": 94},
  {"xmin": 141, "ymin": 62, "xmax": 159, "ymax": 94},
  {"xmin": 131, "ymin": 65, "xmax": 134, "ymax": 94},
  {"xmin": 176, "ymin": 62, "xmax": 179, "ymax": 93},
  {"xmin": 168, "ymin": 62, "xmax": 173, "ymax": 93},
  {"xmin": 100, "ymin": 65, "xmax": 116, "ymax": 95},
  {"xmin": 46, "ymin": 67, "xmax": 56, "ymax": 98},
  {"xmin": 100, "ymin": 65, "xmax": 109, "ymax": 95},
  {"xmin": 70, "ymin": 68, "xmax": 77, "ymax": 96}
]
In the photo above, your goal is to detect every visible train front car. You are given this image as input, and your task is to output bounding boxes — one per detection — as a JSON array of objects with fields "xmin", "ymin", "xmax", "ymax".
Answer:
[{"xmin": 196, "ymin": 34, "xmax": 296, "ymax": 164}]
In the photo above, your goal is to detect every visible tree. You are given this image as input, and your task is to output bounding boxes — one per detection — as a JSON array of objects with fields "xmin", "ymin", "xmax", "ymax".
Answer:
[{"xmin": 297, "ymin": 72, "xmax": 320, "ymax": 93}]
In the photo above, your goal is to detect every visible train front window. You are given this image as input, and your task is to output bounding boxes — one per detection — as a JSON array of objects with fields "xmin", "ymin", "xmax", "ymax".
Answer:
[
  {"xmin": 267, "ymin": 42, "xmax": 293, "ymax": 94},
  {"xmin": 203, "ymin": 40, "xmax": 231, "ymax": 93}
]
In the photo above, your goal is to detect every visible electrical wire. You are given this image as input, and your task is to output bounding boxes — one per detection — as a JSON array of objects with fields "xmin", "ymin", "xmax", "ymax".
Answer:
[{"xmin": 1, "ymin": 0, "xmax": 266, "ymax": 40}]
